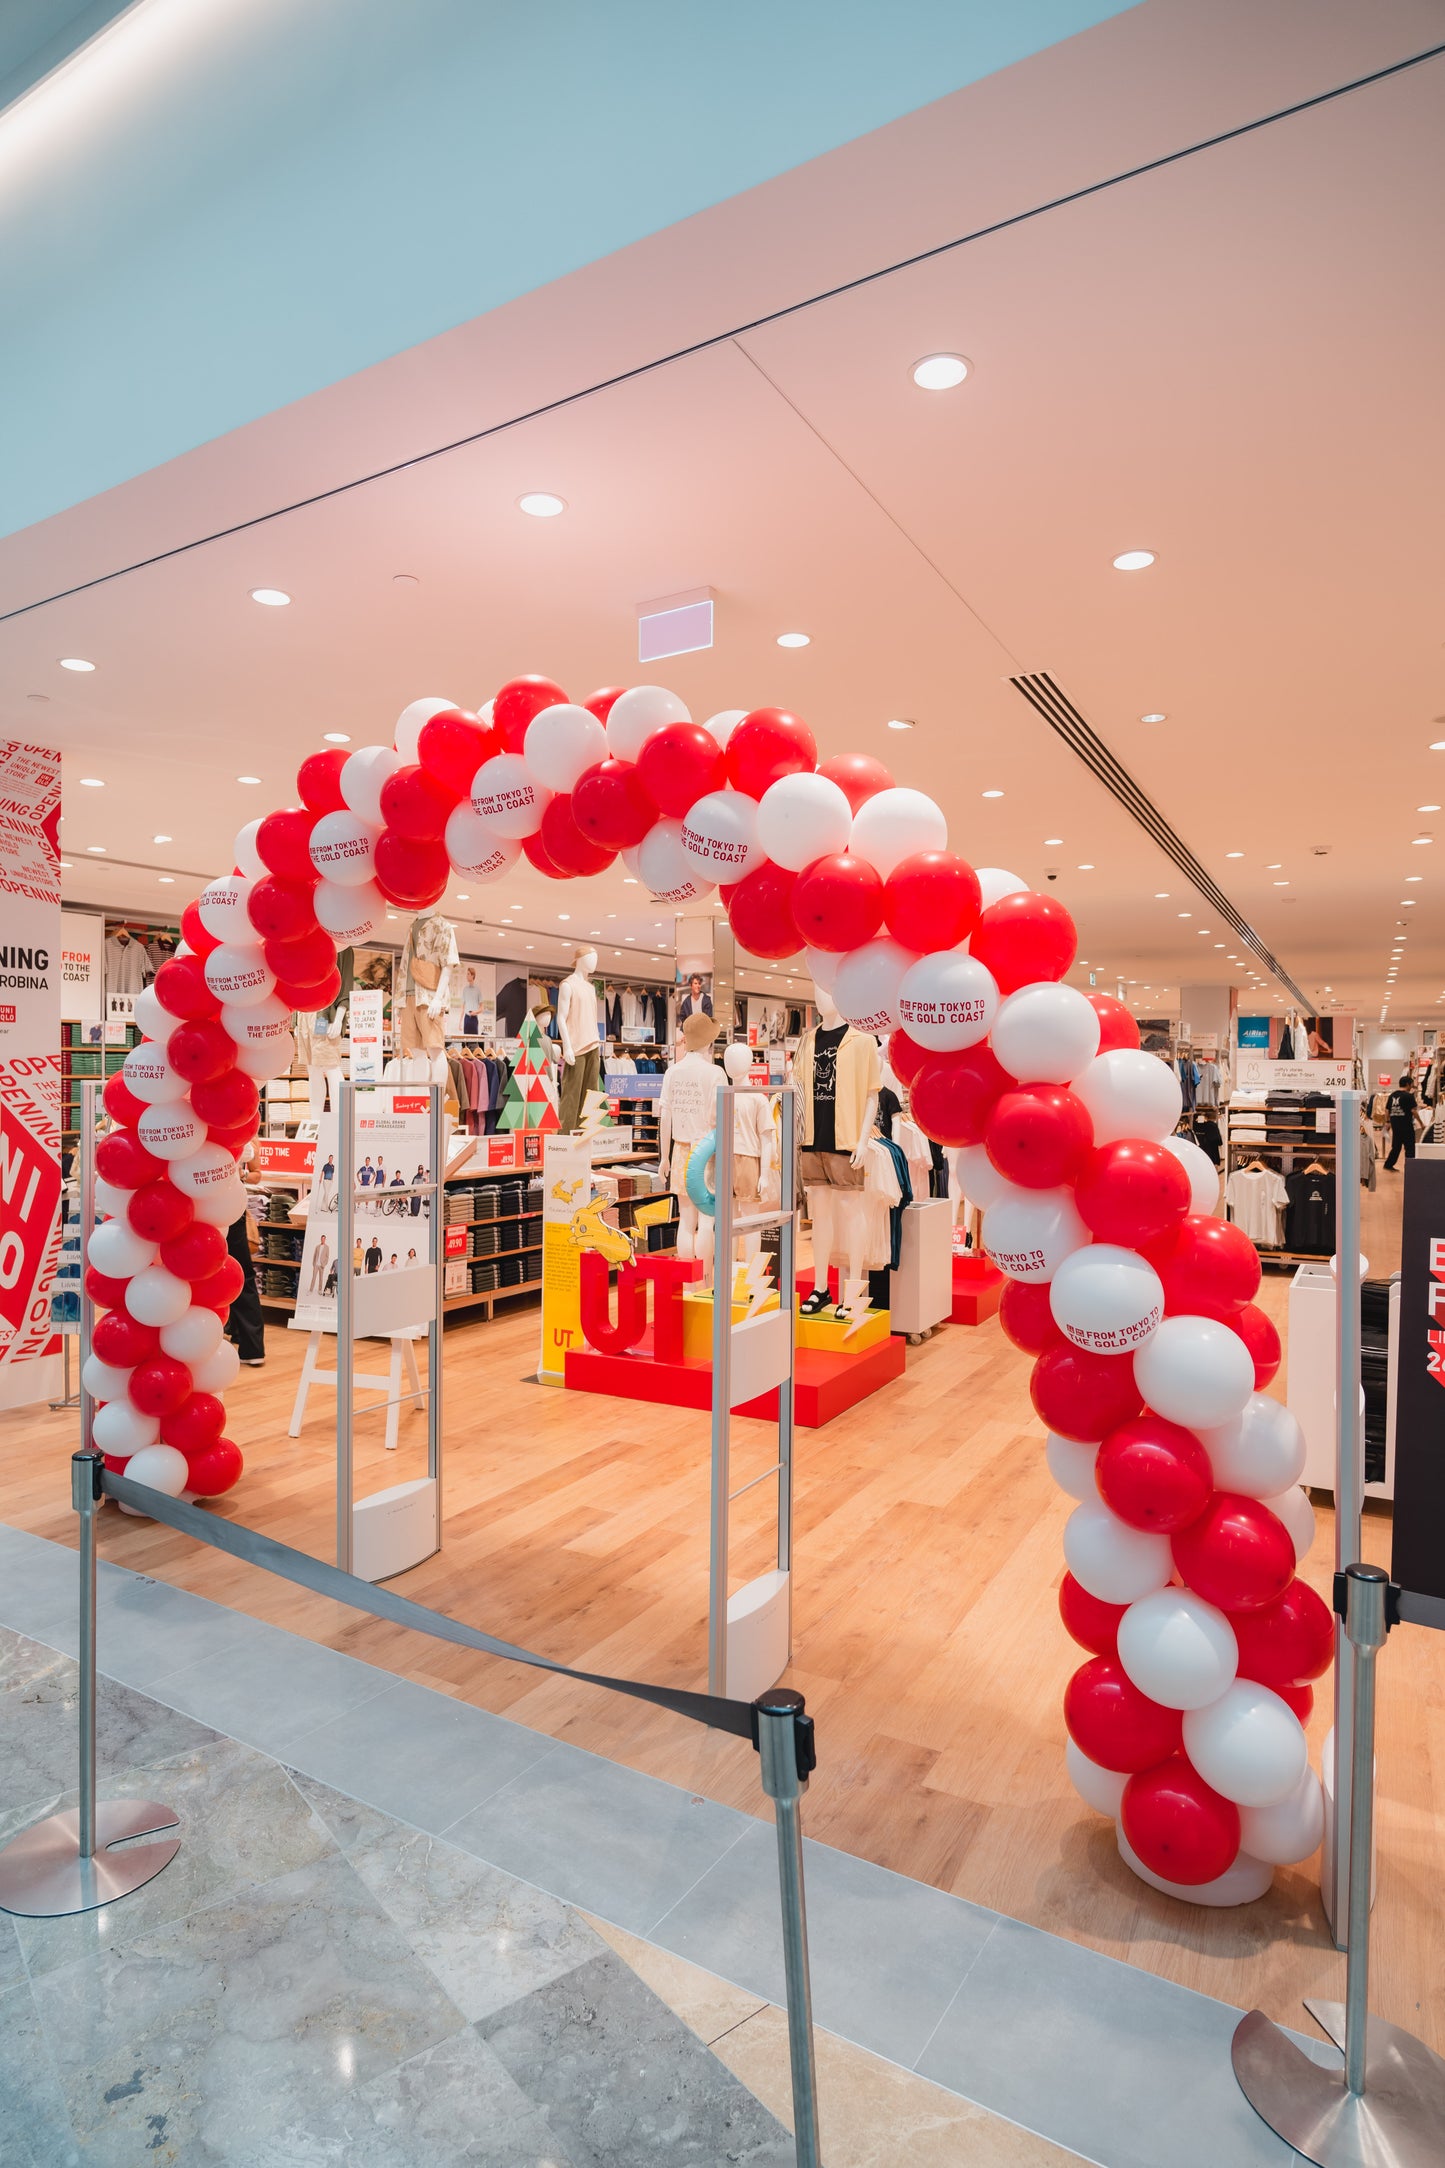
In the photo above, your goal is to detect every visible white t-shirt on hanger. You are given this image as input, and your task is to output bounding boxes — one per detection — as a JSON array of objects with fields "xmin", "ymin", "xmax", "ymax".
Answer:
[{"xmin": 1224, "ymin": 1166, "xmax": 1289, "ymax": 1246}]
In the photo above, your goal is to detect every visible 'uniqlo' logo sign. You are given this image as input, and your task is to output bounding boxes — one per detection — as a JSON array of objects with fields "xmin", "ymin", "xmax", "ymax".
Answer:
[{"xmin": 0, "ymin": 1006, "xmax": 14, "ymax": 1025}]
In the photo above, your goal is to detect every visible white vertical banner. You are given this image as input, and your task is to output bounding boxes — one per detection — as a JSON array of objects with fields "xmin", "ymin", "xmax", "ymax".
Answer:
[
  {"xmin": 59, "ymin": 911, "xmax": 104, "ymax": 1023},
  {"xmin": 0, "ymin": 741, "xmax": 63, "ymax": 1408},
  {"xmin": 349, "ymin": 987, "xmax": 384, "ymax": 1083}
]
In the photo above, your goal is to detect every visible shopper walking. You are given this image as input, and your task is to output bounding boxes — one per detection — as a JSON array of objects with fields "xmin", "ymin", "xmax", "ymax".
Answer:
[{"xmin": 1384, "ymin": 1079, "xmax": 1419, "ymax": 1169}]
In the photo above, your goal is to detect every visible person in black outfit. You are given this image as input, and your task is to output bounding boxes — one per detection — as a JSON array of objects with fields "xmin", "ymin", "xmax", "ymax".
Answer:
[
  {"xmin": 224, "ymin": 1210, "xmax": 266, "ymax": 1366},
  {"xmin": 1384, "ymin": 1080, "xmax": 1418, "ymax": 1168}
]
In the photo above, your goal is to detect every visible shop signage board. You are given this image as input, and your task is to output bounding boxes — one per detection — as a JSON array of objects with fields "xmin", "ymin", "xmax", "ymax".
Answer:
[
  {"xmin": 538, "ymin": 1132, "xmax": 595, "ymax": 1384},
  {"xmin": 1234, "ymin": 1055, "xmax": 1352, "ymax": 1092},
  {"xmin": 0, "ymin": 739, "xmax": 63, "ymax": 1408},
  {"xmin": 348, "ymin": 988, "xmax": 384, "ymax": 1083},
  {"xmin": 59, "ymin": 912, "xmax": 103, "ymax": 1023},
  {"xmin": 1391, "ymin": 1158, "xmax": 1445, "ymax": 1617},
  {"xmin": 604, "ymin": 1072, "xmax": 663, "ymax": 1098},
  {"xmin": 252, "ymin": 1137, "xmax": 316, "ymax": 1183},
  {"xmin": 1238, "ymin": 1016, "xmax": 1271, "ymax": 1048},
  {"xmin": 292, "ymin": 1088, "xmax": 436, "ymax": 1334}
]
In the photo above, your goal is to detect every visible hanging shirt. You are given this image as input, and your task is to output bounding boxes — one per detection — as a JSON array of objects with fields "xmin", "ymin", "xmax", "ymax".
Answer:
[
  {"xmin": 104, "ymin": 934, "xmax": 148, "ymax": 997},
  {"xmin": 1285, "ymin": 1169, "xmax": 1335, "ymax": 1255},
  {"xmin": 1224, "ymin": 1167, "xmax": 1289, "ymax": 1246}
]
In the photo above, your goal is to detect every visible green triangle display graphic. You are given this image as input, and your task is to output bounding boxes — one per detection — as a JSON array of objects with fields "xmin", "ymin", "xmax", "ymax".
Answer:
[{"xmin": 497, "ymin": 1011, "xmax": 560, "ymax": 1132}]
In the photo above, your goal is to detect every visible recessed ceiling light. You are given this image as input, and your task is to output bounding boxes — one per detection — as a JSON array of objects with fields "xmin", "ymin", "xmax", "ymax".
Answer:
[
  {"xmin": 1403, "ymin": 899, "xmax": 1417, "ymax": 905},
  {"xmin": 558, "ymin": 913, "xmax": 570, "ymax": 921},
  {"xmin": 1214, "ymin": 942, "xmax": 1225, "ymax": 948},
  {"xmin": 1406, "ymin": 875, "xmax": 1424, "ymax": 883},
  {"xmin": 886, "ymin": 718, "xmax": 915, "ymax": 732},
  {"xmin": 1044, "ymin": 837, "xmax": 1064, "ymax": 847},
  {"xmin": 455, "ymin": 892, "xmax": 469, "ymax": 901},
  {"xmin": 1077, "ymin": 863, "xmax": 1094, "ymax": 871},
  {"xmin": 250, "ymin": 588, "xmax": 290, "ymax": 606},
  {"xmin": 1418, "ymin": 804, "xmax": 1441, "ymax": 813},
  {"xmin": 58, "ymin": 859, "xmax": 72, "ymax": 868},
  {"xmin": 1431, "ymin": 741, "xmax": 1445, "ymax": 751},
  {"xmin": 1155, "ymin": 892, "xmax": 1169, "ymax": 899},
  {"xmin": 1112, "ymin": 550, "xmax": 1156, "ymax": 572},
  {"xmin": 911, "ymin": 353, "xmax": 970, "ymax": 390},
  {"xmin": 78, "ymin": 777, "xmax": 103, "ymax": 788},
  {"xmin": 981, "ymin": 789, "xmax": 1004, "ymax": 799},
  {"xmin": 85, "ymin": 845, "xmax": 105, "ymax": 853},
  {"xmin": 1266, "ymin": 863, "xmax": 1282, "ymax": 870},
  {"xmin": 1225, "ymin": 851, "xmax": 1243, "ymax": 859},
  {"xmin": 59, "ymin": 657, "xmax": 95, "ymax": 672},
  {"xmin": 776, "ymin": 632, "xmax": 810, "ymax": 649},
  {"xmin": 1412, "ymin": 836, "xmax": 1433, "ymax": 845},
  {"xmin": 518, "ymin": 493, "xmax": 566, "ymax": 517},
  {"xmin": 158, "ymin": 875, "xmax": 174, "ymax": 884},
  {"xmin": 1177, "ymin": 912, "xmax": 1191, "ymax": 919},
  {"xmin": 622, "ymin": 878, "xmax": 638, "ymax": 886},
  {"xmin": 153, "ymin": 833, "xmax": 172, "ymax": 843},
  {"xmin": 237, "ymin": 774, "xmax": 261, "ymax": 785},
  {"xmin": 625, "ymin": 935, "xmax": 635, "ymax": 941},
  {"xmin": 1140, "ymin": 712, "xmax": 1167, "ymax": 724},
  {"xmin": 323, "ymin": 731, "xmax": 351, "ymax": 745},
  {"xmin": 1272, "ymin": 880, "xmax": 1288, "ymax": 887}
]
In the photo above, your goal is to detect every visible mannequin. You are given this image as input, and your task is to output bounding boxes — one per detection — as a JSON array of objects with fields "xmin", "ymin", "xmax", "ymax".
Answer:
[
  {"xmin": 722, "ymin": 1041, "xmax": 776, "ymax": 1276},
  {"xmin": 557, "ymin": 947, "xmax": 601, "ymax": 1132},
  {"xmin": 658, "ymin": 1012, "xmax": 721, "ymax": 1283},
  {"xmin": 795, "ymin": 990, "xmax": 880, "ymax": 1318},
  {"xmin": 398, "ymin": 912, "xmax": 457, "ymax": 1081}
]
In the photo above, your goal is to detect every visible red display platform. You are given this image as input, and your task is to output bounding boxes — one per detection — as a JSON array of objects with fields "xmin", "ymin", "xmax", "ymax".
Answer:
[
  {"xmin": 564, "ymin": 1324, "xmax": 904, "ymax": 1427},
  {"xmin": 951, "ymin": 1252, "xmax": 1004, "ymax": 1324}
]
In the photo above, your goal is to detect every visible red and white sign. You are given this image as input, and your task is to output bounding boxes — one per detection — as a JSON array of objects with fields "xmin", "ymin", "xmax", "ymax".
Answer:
[
  {"xmin": 0, "ymin": 741, "xmax": 62, "ymax": 1407},
  {"xmin": 252, "ymin": 1137, "xmax": 317, "ymax": 1181}
]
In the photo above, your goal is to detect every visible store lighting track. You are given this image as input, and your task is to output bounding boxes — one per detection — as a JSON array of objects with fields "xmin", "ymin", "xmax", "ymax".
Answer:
[{"xmin": 1010, "ymin": 672, "xmax": 1311, "ymax": 1009}]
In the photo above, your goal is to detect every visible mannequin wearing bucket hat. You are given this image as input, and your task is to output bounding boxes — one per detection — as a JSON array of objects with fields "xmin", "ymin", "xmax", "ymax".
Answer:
[{"xmin": 659, "ymin": 1011, "xmax": 721, "ymax": 1280}]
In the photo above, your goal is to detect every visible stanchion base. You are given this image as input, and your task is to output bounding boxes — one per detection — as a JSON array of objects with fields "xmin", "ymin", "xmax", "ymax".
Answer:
[
  {"xmin": 0, "ymin": 1800, "xmax": 180, "ymax": 1919},
  {"xmin": 1233, "ymin": 2005, "xmax": 1445, "ymax": 2167}
]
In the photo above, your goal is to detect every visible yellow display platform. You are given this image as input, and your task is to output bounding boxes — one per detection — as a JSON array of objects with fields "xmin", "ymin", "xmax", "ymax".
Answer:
[
  {"xmin": 793, "ymin": 1301, "xmax": 890, "ymax": 1353},
  {"xmin": 681, "ymin": 1284, "xmax": 780, "ymax": 1362}
]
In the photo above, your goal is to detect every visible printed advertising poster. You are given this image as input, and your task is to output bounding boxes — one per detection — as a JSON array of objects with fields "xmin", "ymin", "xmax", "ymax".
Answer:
[
  {"xmin": 0, "ymin": 741, "xmax": 62, "ymax": 1407},
  {"xmin": 292, "ymin": 1088, "xmax": 439, "ymax": 1335},
  {"xmin": 348, "ymin": 987, "xmax": 384, "ymax": 1083},
  {"xmin": 538, "ymin": 1132, "xmax": 595, "ymax": 1384},
  {"xmin": 449, "ymin": 958, "xmax": 496, "ymax": 1039},
  {"xmin": 1391, "ymin": 1158, "xmax": 1445, "ymax": 1607},
  {"xmin": 59, "ymin": 911, "xmax": 104, "ymax": 1023}
]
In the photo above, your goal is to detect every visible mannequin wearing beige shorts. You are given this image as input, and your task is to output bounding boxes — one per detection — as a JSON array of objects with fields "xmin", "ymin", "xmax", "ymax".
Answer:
[{"xmin": 398, "ymin": 996, "xmax": 445, "ymax": 1055}]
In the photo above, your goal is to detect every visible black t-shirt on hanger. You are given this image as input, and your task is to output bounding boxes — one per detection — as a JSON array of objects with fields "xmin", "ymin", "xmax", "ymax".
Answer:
[
  {"xmin": 810, "ymin": 1023, "xmax": 847, "ymax": 1154},
  {"xmin": 1285, "ymin": 1168, "xmax": 1335, "ymax": 1255}
]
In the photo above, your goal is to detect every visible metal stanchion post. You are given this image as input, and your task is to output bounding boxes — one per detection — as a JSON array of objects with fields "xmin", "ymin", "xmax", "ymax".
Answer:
[
  {"xmin": 755, "ymin": 1686, "xmax": 822, "ymax": 2168},
  {"xmin": 428, "ymin": 1081, "xmax": 444, "ymax": 1523},
  {"xmin": 709, "ymin": 1081, "xmax": 736, "ymax": 1694},
  {"xmin": 337, "ymin": 1078, "xmax": 356, "ymax": 1573},
  {"xmin": 0, "ymin": 1452, "xmax": 180, "ymax": 1919}
]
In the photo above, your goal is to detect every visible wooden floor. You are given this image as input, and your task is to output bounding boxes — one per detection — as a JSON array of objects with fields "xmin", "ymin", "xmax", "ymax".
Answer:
[{"xmin": 4, "ymin": 1171, "xmax": 1441, "ymax": 2055}]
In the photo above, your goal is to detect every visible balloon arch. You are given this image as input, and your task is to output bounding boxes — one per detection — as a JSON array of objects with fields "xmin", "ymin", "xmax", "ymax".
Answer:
[{"xmin": 83, "ymin": 675, "xmax": 1329, "ymax": 1901}]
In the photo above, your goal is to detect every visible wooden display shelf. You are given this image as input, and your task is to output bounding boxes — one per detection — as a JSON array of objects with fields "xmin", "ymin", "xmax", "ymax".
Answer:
[{"xmin": 257, "ymin": 1276, "xmax": 544, "ymax": 1317}]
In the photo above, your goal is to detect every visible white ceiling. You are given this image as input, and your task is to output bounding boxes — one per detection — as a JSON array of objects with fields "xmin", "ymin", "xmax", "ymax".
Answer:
[{"xmin": 2, "ymin": 1, "xmax": 1443, "ymax": 1023}]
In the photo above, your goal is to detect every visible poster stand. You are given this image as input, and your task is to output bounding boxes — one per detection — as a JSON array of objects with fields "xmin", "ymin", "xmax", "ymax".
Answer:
[{"xmin": 287, "ymin": 1330, "xmax": 423, "ymax": 1454}]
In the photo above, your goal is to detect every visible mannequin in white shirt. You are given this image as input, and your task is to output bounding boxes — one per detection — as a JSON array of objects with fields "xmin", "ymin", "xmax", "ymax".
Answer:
[
  {"xmin": 659, "ymin": 1012, "xmax": 721, "ymax": 1282},
  {"xmin": 557, "ymin": 947, "xmax": 601, "ymax": 1132},
  {"xmin": 801, "ymin": 990, "xmax": 878, "ymax": 1317},
  {"xmin": 722, "ymin": 1040, "xmax": 777, "ymax": 1278}
]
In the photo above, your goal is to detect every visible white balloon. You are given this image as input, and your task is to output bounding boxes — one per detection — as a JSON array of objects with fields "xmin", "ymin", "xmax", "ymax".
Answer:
[
  {"xmin": 221, "ymin": 994, "xmax": 292, "ymax": 1044},
  {"xmin": 1261, "ymin": 1485, "xmax": 1315, "ymax": 1564},
  {"xmin": 982, "ymin": 1185, "xmax": 1090, "ymax": 1283},
  {"xmin": 848, "ymin": 787, "xmax": 947, "ymax": 881},
  {"xmin": 975, "ymin": 867, "xmax": 1030, "ymax": 910},
  {"xmin": 1161, "ymin": 1134, "xmax": 1221, "ymax": 1215},
  {"xmin": 121, "ymin": 1043, "xmax": 189, "ymax": 1106},
  {"xmin": 1063, "ymin": 1499, "xmax": 1173, "ymax": 1605},
  {"xmin": 204, "ymin": 945, "xmax": 276, "ymax": 1010},
  {"xmin": 605, "ymin": 685, "xmax": 690, "ymax": 763},
  {"xmin": 87, "ymin": 1220, "xmax": 157, "ymax": 1279},
  {"xmin": 309, "ymin": 808, "xmax": 380, "ymax": 887},
  {"xmin": 1116, "ymin": 1589, "xmax": 1239, "ymax": 1710},
  {"xmin": 160, "ymin": 1306, "xmax": 224, "ymax": 1362},
  {"xmin": 191, "ymin": 1177, "xmax": 247, "ymax": 1230},
  {"xmin": 703, "ymin": 708, "xmax": 748, "ymax": 750},
  {"xmin": 197, "ymin": 873, "xmax": 256, "ymax": 943},
  {"xmin": 1238, "ymin": 1767, "xmax": 1324, "ymax": 1866},
  {"xmin": 1133, "ymin": 1315, "xmax": 1255, "ymax": 1429},
  {"xmin": 122, "ymin": 1444, "xmax": 190, "ymax": 1500},
  {"xmin": 1046, "ymin": 1431, "xmax": 1099, "ymax": 1501},
  {"xmin": 81, "ymin": 1356, "xmax": 133, "ymax": 1405},
  {"xmin": 523, "ymin": 703, "xmax": 608, "ymax": 793},
  {"xmin": 132, "ymin": 984, "xmax": 169, "ymax": 1043},
  {"xmin": 125, "ymin": 1266, "xmax": 193, "ymax": 1328},
  {"xmin": 951, "ymin": 1142, "xmax": 1011, "ymax": 1213},
  {"xmin": 1118, "ymin": 1828, "xmax": 1273, "ymax": 1907},
  {"xmin": 680, "ymin": 789, "xmax": 764, "ymax": 883},
  {"xmin": 1072, "ymin": 1049, "xmax": 1182, "ymax": 1146},
  {"xmin": 1183, "ymin": 1680, "xmax": 1308, "ymax": 1808},
  {"xmin": 444, "ymin": 804, "xmax": 521, "ymax": 882},
  {"xmin": 136, "ymin": 1102, "xmax": 207, "ymax": 1162},
  {"xmin": 637, "ymin": 818, "xmax": 713, "ymax": 903},
  {"xmin": 756, "ymin": 772, "xmax": 853, "ymax": 870},
  {"xmin": 470, "ymin": 752, "xmax": 551, "ymax": 838},
  {"xmin": 92, "ymin": 1399, "xmax": 160, "ymax": 1457},
  {"xmin": 233, "ymin": 817, "xmax": 267, "ymax": 879},
  {"xmin": 802, "ymin": 945, "xmax": 838, "ymax": 994},
  {"xmin": 234, "ymin": 1035, "xmax": 294, "ymax": 1082},
  {"xmin": 832, "ymin": 937, "xmax": 915, "ymax": 1034},
  {"xmin": 190, "ymin": 1339, "xmax": 241, "ymax": 1393},
  {"xmin": 990, "ymin": 982, "xmax": 1101, "ymax": 1085},
  {"xmin": 340, "ymin": 743, "xmax": 403, "ymax": 825},
  {"xmin": 394, "ymin": 696, "xmax": 457, "ymax": 762},
  {"xmin": 313, "ymin": 879, "xmax": 388, "ymax": 945},
  {"xmin": 92, "ymin": 1176, "xmax": 132, "ymax": 1223},
  {"xmin": 1066, "ymin": 1738, "xmax": 1127, "ymax": 1817},
  {"xmin": 169, "ymin": 1141, "xmax": 240, "ymax": 1203},
  {"xmin": 896, "ymin": 951, "xmax": 998, "ymax": 1051},
  {"xmin": 1199, "ymin": 1396, "xmax": 1306, "ymax": 1499},
  {"xmin": 1049, "ymin": 1244, "xmax": 1163, "ymax": 1356}
]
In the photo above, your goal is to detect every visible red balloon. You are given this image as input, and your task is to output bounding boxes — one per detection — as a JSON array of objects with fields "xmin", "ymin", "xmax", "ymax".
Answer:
[
  {"xmin": 1096, "ymin": 1416, "xmax": 1214, "ymax": 1533},
  {"xmin": 910, "ymin": 1044, "xmax": 1015, "ymax": 1149},
  {"xmin": 160, "ymin": 1220, "xmax": 228, "ymax": 1281},
  {"xmin": 1172, "ymin": 1494, "xmax": 1297, "ymax": 1612},
  {"xmin": 154, "ymin": 953, "xmax": 221, "ymax": 1021},
  {"xmin": 165, "ymin": 1017, "xmax": 235, "ymax": 1085},
  {"xmin": 791, "ymin": 854, "xmax": 884, "ymax": 952},
  {"xmin": 247, "ymin": 875, "xmax": 318, "ymax": 944},
  {"xmin": 522, "ymin": 828, "xmax": 570, "ymax": 879},
  {"xmin": 209, "ymin": 1116, "xmax": 262, "ymax": 1157},
  {"xmin": 179, "ymin": 901, "xmax": 220, "ymax": 958},
  {"xmin": 985, "ymin": 1084, "xmax": 1092, "ymax": 1190},
  {"xmin": 255, "ymin": 807, "xmax": 317, "ymax": 884},
  {"xmin": 95, "ymin": 1130, "xmax": 167, "ymax": 1190},
  {"xmin": 263, "ymin": 924, "xmax": 335, "ymax": 987},
  {"xmin": 726, "ymin": 862, "xmax": 800, "ymax": 961},
  {"xmin": 126, "ymin": 1179, "xmax": 195, "ymax": 1246},
  {"xmin": 1276, "ymin": 1682, "xmax": 1314, "ymax": 1722},
  {"xmin": 1233, "ymin": 1301, "xmax": 1282, "ymax": 1390},
  {"xmin": 493, "ymin": 675, "xmax": 568, "ymax": 754},
  {"xmin": 725, "ymin": 708, "xmax": 816, "ymax": 799},
  {"xmin": 969, "ymin": 890, "xmax": 1077, "ymax": 994},
  {"xmin": 1059, "ymin": 1573, "xmax": 1127, "ymax": 1656},
  {"xmin": 379, "ymin": 762, "xmax": 458, "ymax": 840},
  {"xmin": 373, "ymin": 829, "xmax": 449, "ymax": 907},
  {"xmin": 1088, "ymin": 992, "xmax": 1141, "ymax": 1053},
  {"xmin": 583, "ymin": 685, "xmax": 626, "ymax": 724},
  {"xmin": 1230, "ymin": 1581, "xmax": 1334, "ymax": 1687},
  {"xmin": 192, "ymin": 1257, "xmax": 246, "ymax": 1312},
  {"xmin": 417, "ymin": 708, "xmax": 496, "ymax": 795},
  {"xmin": 1064, "ymin": 1656, "xmax": 1183, "ymax": 1773},
  {"xmin": 637, "ymin": 723, "xmax": 726, "ymax": 817},
  {"xmin": 1147, "ymin": 1215, "xmax": 1261, "ymax": 1316},
  {"xmin": 91, "ymin": 1310, "xmax": 160, "ymax": 1367},
  {"xmin": 183, "ymin": 1437, "xmax": 244, "ymax": 1497},
  {"xmin": 102, "ymin": 1071, "xmax": 148, "ymax": 1126},
  {"xmin": 84, "ymin": 1267, "xmax": 133, "ymax": 1311},
  {"xmin": 539, "ymin": 795, "xmax": 616, "ymax": 878},
  {"xmin": 882, "ymin": 852, "xmax": 982, "ymax": 953},
  {"xmin": 1031, "ymin": 1344, "xmax": 1143, "ymax": 1442},
  {"xmin": 1122, "ymin": 1756, "xmax": 1240, "ymax": 1886},
  {"xmin": 160, "ymin": 1391, "xmax": 226, "ymax": 1452},
  {"xmin": 273, "ymin": 966, "xmax": 342, "ymax": 1014},
  {"xmin": 127, "ymin": 1356, "xmax": 193, "ymax": 1418},
  {"xmin": 190, "ymin": 1068, "xmax": 259, "ymax": 1129},
  {"xmin": 1075, "ymin": 1140, "xmax": 1191, "ymax": 1249},
  {"xmin": 887, "ymin": 1027, "xmax": 929, "ymax": 1089},
  {"xmin": 817, "ymin": 752, "xmax": 893, "ymax": 813},
  {"xmin": 296, "ymin": 748, "xmax": 349, "ymax": 813},
  {"xmin": 999, "ymin": 1278, "xmax": 1065, "ymax": 1355},
  {"xmin": 571, "ymin": 758, "xmax": 657, "ymax": 851}
]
